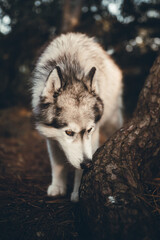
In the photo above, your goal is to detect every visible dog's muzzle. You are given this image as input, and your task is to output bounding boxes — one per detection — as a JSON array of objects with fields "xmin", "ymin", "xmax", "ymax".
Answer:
[{"xmin": 80, "ymin": 159, "xmax": 92, "ymax": 170}]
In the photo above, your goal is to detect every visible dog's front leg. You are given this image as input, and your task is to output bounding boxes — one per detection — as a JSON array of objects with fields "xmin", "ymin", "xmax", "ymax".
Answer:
[
  {"xmin": 47, "ymin": 163, "xmax": 68, "ymax": 197},
  {"xmin": 47, "ymin": 139, "xmax": 68, "ymax": 197},
  {"xmin": 71, "ymin": 169, "xmax": 83, "ymax": 202}
]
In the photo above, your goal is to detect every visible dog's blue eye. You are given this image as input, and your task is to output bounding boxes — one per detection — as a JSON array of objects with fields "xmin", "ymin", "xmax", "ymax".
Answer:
[
  {"xmin": 65, "ymin": 130, "xmax": 75, "ymax": 136},
  {"xmin": 87, "ymin": 128, "xmax": 92, "ymax": 133}
]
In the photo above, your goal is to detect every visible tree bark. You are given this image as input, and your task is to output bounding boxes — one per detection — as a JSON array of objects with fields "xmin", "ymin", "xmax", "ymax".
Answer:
[
  {"xmin": 61, "ymin": 0, "xmax": 82, "ymax": 33},
  {"xmin": 79, "ymin": 55, "xmax": 160, "ymax": 240}
]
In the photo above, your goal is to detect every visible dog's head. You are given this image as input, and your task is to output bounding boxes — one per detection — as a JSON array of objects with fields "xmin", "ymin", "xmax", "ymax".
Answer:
[{"xmin": 34, "ymin": 66, "xmax": 103, "ymax": 169}]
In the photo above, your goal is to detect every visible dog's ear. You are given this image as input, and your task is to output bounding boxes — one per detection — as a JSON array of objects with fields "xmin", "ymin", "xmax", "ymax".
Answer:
[
  {"xmin": 86, "ymin": 67, "xmax": 97, "ymax": 92},
  {"xmin": 41, "ymin": 66, "xmax": 63, "ymax": 102}
]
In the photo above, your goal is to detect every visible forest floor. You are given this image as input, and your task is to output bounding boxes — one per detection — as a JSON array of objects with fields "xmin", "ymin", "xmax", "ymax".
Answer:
[
  {"xmin": 0, "ymin": 106, "xmax": 86, "ymax": 240},
  {"xmin": 0, "ymin": 106, "xmax": 159, "ymax": 240}
]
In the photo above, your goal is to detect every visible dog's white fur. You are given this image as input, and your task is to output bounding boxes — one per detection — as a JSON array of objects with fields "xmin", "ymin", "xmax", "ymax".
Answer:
[{"xmin": 32, "ymin": 33, "xmax": 123, "ymax": 202}]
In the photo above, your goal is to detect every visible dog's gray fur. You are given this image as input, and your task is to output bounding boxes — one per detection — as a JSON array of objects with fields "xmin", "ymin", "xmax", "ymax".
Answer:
[{"xmin": 31, "ymin": 33, "xmax": 123, "ymax": 201}]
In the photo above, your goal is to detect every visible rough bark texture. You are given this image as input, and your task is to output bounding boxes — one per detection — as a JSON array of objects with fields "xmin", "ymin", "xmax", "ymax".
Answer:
[{"xmin": 79, "ymin": 56, "xmax": 160, "ymax": 240}]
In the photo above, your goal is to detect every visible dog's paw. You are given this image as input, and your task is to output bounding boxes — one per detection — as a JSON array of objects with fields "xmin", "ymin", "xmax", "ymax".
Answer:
[
  {"xmin": 70, "ymin": 191, "xmax": 79, "ymax": 202},
  {"xmin": 47, "ymin": 184, "xmax": 66, "ymax": 197}
]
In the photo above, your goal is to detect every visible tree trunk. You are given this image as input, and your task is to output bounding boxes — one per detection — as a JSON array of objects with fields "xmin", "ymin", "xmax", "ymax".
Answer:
[
  {"xmin": 79, "ymin": 55, "xmax": 160, "ymax": 240},
  {"xmin": 61, "ymin": 0, "xmax": 82, "ymax": 33}
]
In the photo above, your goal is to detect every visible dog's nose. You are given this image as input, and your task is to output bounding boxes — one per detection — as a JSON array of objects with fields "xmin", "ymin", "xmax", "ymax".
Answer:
[{"xmin": 80, "ymin": 159, "xmax": 92, "ymax": 170}]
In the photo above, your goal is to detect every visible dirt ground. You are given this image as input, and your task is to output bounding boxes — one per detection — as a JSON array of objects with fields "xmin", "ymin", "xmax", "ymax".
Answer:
[
  {"xmin": 0, "ymin": 106, "xmax": 86, "ymax": 240},
  {"xmin": 0, "ymin": 106, "xmax": 159, "ymax": 240}
]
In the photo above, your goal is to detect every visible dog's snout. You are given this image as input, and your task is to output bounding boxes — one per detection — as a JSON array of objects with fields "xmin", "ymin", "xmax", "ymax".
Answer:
[{"xmin": 80, "ymin": 159, "xmax": 92, "ymax": 170}]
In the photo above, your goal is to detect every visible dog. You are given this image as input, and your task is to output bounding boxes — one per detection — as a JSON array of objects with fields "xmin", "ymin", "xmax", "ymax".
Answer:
[{"xmin": 31, "ymin": 33, "xmax": 123, "ymax": 202}]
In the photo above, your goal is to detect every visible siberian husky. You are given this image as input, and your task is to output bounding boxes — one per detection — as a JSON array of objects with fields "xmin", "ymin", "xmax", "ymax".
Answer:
[{"xmin": 31, "ymin": 33, "xmax": 123, "ymax": 202}]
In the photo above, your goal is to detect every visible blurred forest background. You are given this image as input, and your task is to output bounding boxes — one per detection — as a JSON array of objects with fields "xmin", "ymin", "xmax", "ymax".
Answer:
[
  {"xmin": 0, "ymin": 0, "xmax": 160, "ymax": 115},
  {"xmin": 0, "ymin": 1, "xmax": 160, "ymax": 239}
]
